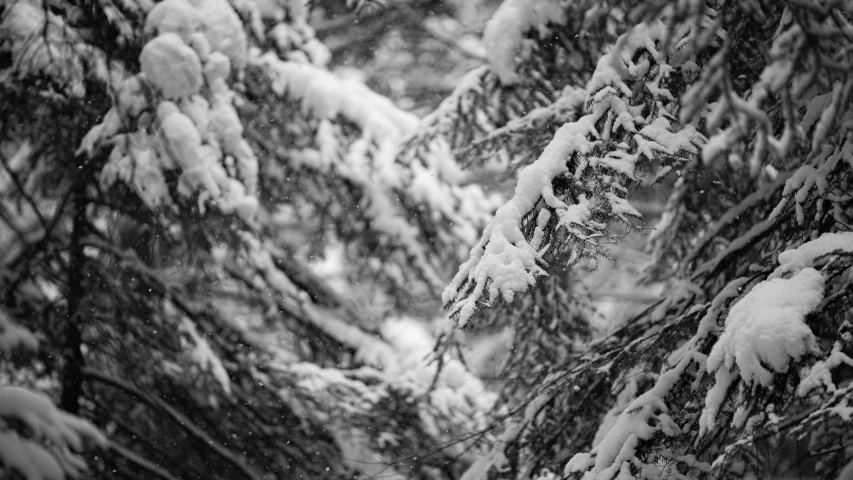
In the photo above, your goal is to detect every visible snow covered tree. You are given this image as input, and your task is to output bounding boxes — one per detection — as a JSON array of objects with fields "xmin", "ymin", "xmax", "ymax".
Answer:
[
  {"xmin": 0, "ymin": 0, "xmax": 499, "ymax": 478},
  {"xmin": 2, "ymin": 0, "xmax": 853, "ymax": 479},
  {"xmin": 440, "ymin": 0, "xmax": 853, "ymax": 479}
]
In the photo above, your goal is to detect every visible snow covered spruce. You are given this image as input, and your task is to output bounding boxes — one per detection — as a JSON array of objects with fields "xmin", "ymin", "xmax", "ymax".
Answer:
[
  {"xmin": 439, "ymin": 0, "xmax": 853, "ymax": 479},
  {"xmin": 1, "ymin": 0, "xmax": 853, "ymax": 479}
]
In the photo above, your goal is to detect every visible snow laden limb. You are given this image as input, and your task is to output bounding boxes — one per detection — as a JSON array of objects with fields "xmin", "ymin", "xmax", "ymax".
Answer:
[
  {"xmin": 681, "ymin": 2, "xmax": 853, "ymax": 176},
  {"xmin": 701, "ymin": 235, "xmax": 853, "ymax": 418},
  {"xmin": 482, "ymin": 0, "xmax": 566, "ymax": 85},
  {"xmin": 445, "ymin": 21, "xmax": 705, "ymax": 326},
  {"xmin": 640, "ymin": 1, "xmax": 853, "ymax": 281},
  {"xmin": 0, "ymin": 310, "xmax": 106, "ymax": 480},
  {"xmin": 234, "ymin": 231, "xmax": 399, "ymax": 368},
  {"xmin": 397, "ymin": 0, "xmax": 622, "ymax": 175},
  {"xmin": 246, "ymin": 54, "xmax": 500, "ymax": 296},
  {"xmin": 459, "ymin": 2, "xmax": 853, "ymax": 478},
  {"xmin": 454, "ymin": 85, "xmax": 588, "ymax": 177},
  {"xmin": 0, "ymin": 388, "xmax": 107, "ymax": 480},
  {"xmin": 564, "ymin": 232, "xmax": 853, "ymax": 479},
  {"xmin": 79, "ymin": 0, "xmax": 260, "ymax": 224},
  {"xmin": 273, "ymin": 317, "xmax": 497, "ymax": 479},
  {"xmin": 396, "ymin": 0, "xmax": 629, "ymax": 182},
  {"xmin": 455, "ymin": 277, "xmax": 713, "ymax": 480},
  {"xmin": 562, "ymin": 275, "xmax": 746, "ymax": 479},
  {"xmin": 0, "ymin": 308, "xmax": 38, "ymax": 352},
  {"xmin": 0, "ymin": 0, "xmax": 104, "ymax": 97},
  {"xmin": 699, "ymin": 268, "xmax": 824, "ymax": 433},
  {"xmin": 491, "ymin": 149, "xmax": 849, "ymax": 478}
]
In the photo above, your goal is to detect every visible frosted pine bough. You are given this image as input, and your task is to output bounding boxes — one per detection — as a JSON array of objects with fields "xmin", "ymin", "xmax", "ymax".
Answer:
[
  {"xmin": 444, "ymin": 19, "xmax": 705, "ymax": 326},
  {"xmin": 442, "ymin": 0, "xmax": 853, "ymax": 479}
]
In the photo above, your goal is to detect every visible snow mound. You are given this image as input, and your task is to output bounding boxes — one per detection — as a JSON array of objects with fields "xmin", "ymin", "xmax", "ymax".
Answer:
[{"xmin": 140, "ymin": 33, "xmax": 203, "ymax": 99}]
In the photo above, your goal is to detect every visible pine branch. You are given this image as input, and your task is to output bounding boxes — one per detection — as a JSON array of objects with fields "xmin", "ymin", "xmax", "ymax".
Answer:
[
  {"xmin": 83, "ymin": 368, "xmax": 264, "ymax": 480},
  {"xmin": 108, "ymin": 441, "xmax": 182, "ymax": 480}
]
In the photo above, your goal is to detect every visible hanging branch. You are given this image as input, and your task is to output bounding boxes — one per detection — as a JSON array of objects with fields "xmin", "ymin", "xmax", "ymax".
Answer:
[{"xmin": 83, "ymin": 368, "xmax": 264, "ymax": 480}]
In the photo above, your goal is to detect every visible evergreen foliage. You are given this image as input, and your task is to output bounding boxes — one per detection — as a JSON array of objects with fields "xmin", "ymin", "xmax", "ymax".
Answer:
[{"xmin": 0, "ymin": 0, "xmax": 852, "ymax": 479}]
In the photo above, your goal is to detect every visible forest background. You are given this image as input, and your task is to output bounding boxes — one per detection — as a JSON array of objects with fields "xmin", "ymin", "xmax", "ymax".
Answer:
[{"xmin": 1, "ymin": 0, "xmax": 852, "ymax": 479}]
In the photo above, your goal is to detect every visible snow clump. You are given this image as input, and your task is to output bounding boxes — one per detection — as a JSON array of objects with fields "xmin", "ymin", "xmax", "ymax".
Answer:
[
  {"xmin": 705, "ymin": 267, "xmax": 824, "ymax": 387},
  {"xmin": 140, "ymin": 33, "xmax": 204, "ymax": 99},
  {"xmin": 482, "ymin": 0, "xmax": 565, "ymax": 84}
]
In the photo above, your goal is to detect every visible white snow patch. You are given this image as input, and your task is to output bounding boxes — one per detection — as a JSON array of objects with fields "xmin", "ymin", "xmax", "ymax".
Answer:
[{"xmin": 566, "ymin": 356, "xmax": 688, "ymax": 479}]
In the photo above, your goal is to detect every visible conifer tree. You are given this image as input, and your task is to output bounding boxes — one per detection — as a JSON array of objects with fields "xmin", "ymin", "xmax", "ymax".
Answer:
[
  {"xmin": 0, "ymin": 0, "xmax": 496, "ymax": 478},
  {"xmin": 2, "ymin": 0, "xmax": 852, "ymax": 479},
  {"xmin": 441, "ymin": 1, "xmax": 853, "ymax": 479}
]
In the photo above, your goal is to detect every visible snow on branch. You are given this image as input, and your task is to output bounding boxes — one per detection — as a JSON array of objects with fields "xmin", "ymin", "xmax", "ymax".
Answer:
[
  {"xmin": 683, "ymin": 2, "xmax": 853, "ymax": 176},
  {"xmin": 0, "ymin": 387, "xmax": 107, "ymax": 480},
  {"xmin": 397, "ymin": 0, "xmax": 614, "ymax": 176},
  {"xmin": 452, "ymin": 86, "xmax": 587, "ymax": 174},
  {"xmin": 258, "ymin": 53, "xmax": 418, "ymax": 141},
  {"xmin": 0, "ymin": 0, "xmax": 97, "ymax": 97},
  {"xmin": 0, "ymin": 310, "xmax": 105, "ymax": 480},
  {"xmin": 444, "ymin": 21, "xmax": 705, "ymax": 326},
  {"xmin": 0, "ymin": 308, "xmax": 38, "ymax": 352},
  {"xmin": 482, "ymin": 0, "xmax": 566, "ymax": 85},
  {"xmin": 75, "ymin": 0, "xmax": 261, "ymax": 224},
  {"xmin": 461, "ymin": 2, "xmax": 853, "ymax": 478},
  {"xmin": 249, "ymin": 55, "xmax": 501, "ymax": 291},
  {"xmin": 564, "ymin": 231, "xmax": 853, "ymax": 478},
  {"xmin": 235, "ymin": 232, "xmax": 400, "ymax": 368}
]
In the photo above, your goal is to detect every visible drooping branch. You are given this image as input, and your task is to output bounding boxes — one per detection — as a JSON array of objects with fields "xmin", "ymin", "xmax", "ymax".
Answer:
[
  {"xmin": 108, "ymin": 442, "xmax": 182, "ymax": 480},
  {"xmin": 82, "ymin": 368, "xmax": 264, "ymax": 480}
]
